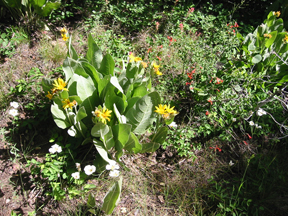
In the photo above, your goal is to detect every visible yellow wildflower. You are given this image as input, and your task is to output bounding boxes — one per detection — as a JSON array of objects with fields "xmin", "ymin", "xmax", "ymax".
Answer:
[
  {"xmin": 283, "ymin": 34, "xmax": 288, "ymax": 43},
  {"xmin": 46, "ymin": 91, "xmax": 54, "ymax": 100},
  {"xmin": 273, "ymin": 11, "xmax": 281, "ymax": 17},
  {"xmin": 166, "ymin": 104, "xmax": 178, "ymax": 116},
  {"xmin": 153, "ymin": 62, "xmax": 160, "ymax": 70},
  {"xmin": 93, "ymin": 106, "xmax": 112, "ymax": 124},
  {"xmin": 62, "ymin": 99, "xmax": 76, "ymax": 109},
  {"xmin": 155, "ymin": 70, "xmax": 163, "ymax": 76},
  {"xmin": 155, "ymin": 104, "xmax": 178, "ymax": 120},
  {"xmin": 62, "ymin": 34, "xmax": 69, "ymax": 41},
  {"xmin": 141, "ymin": 61, "xmax": 148, "ymax": 68},
  {"xmin": 264, "ymin": 33, "xmax": 272, "ymax": 39},
  {"xmin": 155, "ymin": 104, "xmax": 167, "ymax": 115},
  {"xmin": 60, "ymin": 27, "xmax": 68, "ymax": 34},
  {"xmin": 52, "ymin": 78, "xmax": 68, "ymax": 92},
  {"xmin": 129, "ymin": 53, "xmax": 142, "ymax": 62}
]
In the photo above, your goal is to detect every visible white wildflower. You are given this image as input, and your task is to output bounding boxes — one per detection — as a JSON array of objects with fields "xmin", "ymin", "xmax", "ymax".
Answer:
[
  {"xmin": 71, "ymin": 172, "xmax": 80, "ymax": 179},
  {"xmin": 256, "ymin": 108, "xmax": 267, "ymax": 116},
  {"xmin": 75, "ymin": 163, "xmax": 81, "ymax": 171},
  {"xmin": 120, "ymin": 207, "xmax": 127, "ymax": 213},
  {"xmin": 249, "ymin": 121, "xmax": 255, "ymax": 126},
  {"xmin": 109, "ymin": 170, "xmax": 120, "ymax": 177},
  {"xmin": 10, "ymin": 101, "xmax": 19, "ymax": 109},
  {"xmin": 106, "ymin": 160, "xmax": 119, "ymax": 171},
  {"xmin": 232, "ymin": 118, "xmax": 236, "ymax": 122},
  {"xmin": 49, "ymin": 144, "xmax": 62, "ymax": 154},
  {"xmin": 256, "ymin": 124, "xmax": 262, "ymax": 129},
  {"xmin": 84, "ymin": 165, "xmax": 96, "ymax": 175},
  {"xmin": 9, "ymin": 109, "xmax": 19, "ymax": 117},
  {"xmin": 229, "ymin": 160, "xmax": 234, "ymax": 166},
  {"xmin": 168, "ymin": 121, "xmax": 178, "ymax": 128}
]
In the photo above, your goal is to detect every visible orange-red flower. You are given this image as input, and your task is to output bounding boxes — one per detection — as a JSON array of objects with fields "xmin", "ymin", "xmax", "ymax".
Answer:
[
  {"xmin": 216, "ymin": 77, "xmax": 223, "ymax": 84},
  {"xmin": 208, "ymin": 98, "xmax": 213, "ymax": 105}
]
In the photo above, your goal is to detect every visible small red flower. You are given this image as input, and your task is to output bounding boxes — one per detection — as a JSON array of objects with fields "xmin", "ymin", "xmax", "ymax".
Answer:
[
  {"xmin": 186, "ymin": 82, "xmax": 191, "ymax": 86},
  {"xmin": 155, "ymin": 21, "xmax": 160, "ymax": 30},
  {"xmin": 234, "ymin": 22, "xmax": 239, "ymax": 28},
  {"xmin": 208, "ymin": 98, "xmax": 213, "ymax": 105},
  {"xmin": 215, "ymin": 77, "xmax": 223, "ymax": 84},
  {"xmin": 158, "ymin": 45, "xmax": 163, "ymax": 49},
  {"xmin": 179, "ymin": 23, "xmax": 184, "ymax": 31},
  {"xmin": 188, "ymin": 7, "xmax": 194, "ymax": 13},
  {"xmin": 243, "ymin": 141, "xmax": 248, "ymax": 145},
  {"xmin": 210, "ymin": 145, "xmax": 222, "ymax": 152},
  {"xmin": 247, "ymin": 133, "xmax": 252, "ymax": 139},
  {"xmin": 227, "ymin": 23, "xmax": 230, "ymax": 26},
  {"xmin": 206, "ymin": 111, "xmax": 210, "ymax": 116},
  {"xmin": 230, "ymin": 25, "xmax": 234, "ymax": 28},
  {"xmin": 209, "ymin": 77, "xmax": 213, "ymax": 83},
  {"xmin": 147, "ymin": 47, "xmax": 152, "ymax": 53},
  {"xmin": 167, "ymin": 36, "xmax": 173, "ymax": 42},
  {"xmin": 233, "ymin": 29, "xmax": 235, "ymax": 33},
  {"xmin": 157, "ymin": 56, "xmax": 162, "ymax": 61}
]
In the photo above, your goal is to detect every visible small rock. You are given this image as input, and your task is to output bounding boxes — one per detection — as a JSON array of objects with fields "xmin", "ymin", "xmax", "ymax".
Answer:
[{"xmin": 6, "ymin": 199, "xmax": 10, "ymax": 204}]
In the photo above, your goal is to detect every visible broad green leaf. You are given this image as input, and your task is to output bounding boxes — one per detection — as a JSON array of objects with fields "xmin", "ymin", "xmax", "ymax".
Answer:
[
  {"xmin": 110, "ymin": 76, "xmax": 124, "ymax": 94},
  {"xmin": 86, "ymin": 34, "xmax": 103, "ymax": 70},
  {"xmin": 98, "ymin": 53, "xmax": 115, "ymax": 76},
  {"xmin": 63, "ymin": 58, "xmax": 74, "ymax": 81},
  {"xmin": 39, "ymin": 2, "xmax": 61, "ymax": 17},
  {"xmin": 51, "ymin": 103, "xmax": 70, "ymax": 129},
  {"xmin": 93, "ymin": 139, "xmax": 114, "ymax": 164},
  {"xmin": 91, "ymin": 122, "xmax": 108, "ymax": 137},
  {"xmin": 68, "ymin": 37, "xmax": 79, "ymax": 60},
  {"xmin": 84, "ymin": 184, "xmax": 97, "ymax": 189},
  {"xmin": 126, "ymin": 92, "xmax": 160, "ymax": 134},
  {"xmin": 132, "ymin": 85, "xmax": 148, "ymax": 98},
  {"xmin": 101, "ymin": 126, "xmax": 115, "ymax": 150},
  {"xmin": 98, "ymin": 75, "xmax": 110, "ymax": 96},
  {"xmin": 112, "ymin": 124, "xmax": 132, "ymax": 150},
  {"xmin": 54, "ymin": 119, "xmax": 71, "ymax": 129},
  {"xmin": 124, "ymin": 132, "xmax": 142, "ymax": 153},
  {"xmin": 87, "ymin": 193, "xmax": 96, "ymax": 208},
  {"xmin": 76, "ymin": 106, "xmax": 87, "ymax": 122},
  {"xmin": 41, "ymin": 78, "xmax": 53, "ymax": 93},
  {"xmin": 31, "ymin": 0, "xmax": 46, "ymax": 8},
  {"xmin": 252, "ymin": 54, "xmax": 262, "ymax": 64},
  {"xmin": 265, "ymin": 31, "xmax": 277, "ymax": 48},
  {"xmin": 140, "ymin": 142, "xmax": 160, "ymax": 153},
  {"xmin": 150, "ymin": 126, "xmax": 168, "ymax": 144},
  {"xmin": 81, "ymin": 61, "xmax": 103, "ymax": 87},
  {"xmin": 102, "ymin": 176, "xmax": 122, "ymax": 215},
  {"xmin": 126, "ymin": 97, "xmax": 140, "ymax": 112},
  {"xmin": 76, "ymin": 75, "xmax": 96, "ymax": 112},
  {"xmin": 60, "ymin": 90, "xmax": 69, "ymax": 99},
  {"xmin": 126, "ymin": 63, "xmax": 138, "ymax": 79},
  {"xmin": 113, "ymin": 104, "xmax": 127, "ymax": 124}
]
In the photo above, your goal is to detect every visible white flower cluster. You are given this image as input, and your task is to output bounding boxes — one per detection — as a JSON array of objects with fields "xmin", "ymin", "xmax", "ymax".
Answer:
[
  {"xmin": 249, "ymin": 121, "xmax": 262, "ymax": 129},
  {"xmin": 49, "ymin": 144, "xmax": 62, "ymax": 154},
  {"xmin": 256, "ymin": 108, "xmax": 267, "ymax": 116},
  {"xmin": 106, "ymin": 160, "xmax": 120, "ymax": 177},
  {"xmin": 9, "ymin": 101, "xmax": 20, "ymax": 117},
  {"xmin": 71, "ymin": 163, "xmax": 97, "ymax": 180},
  {"xmin": 168, "ymin": 121, "xmax": 178, "ymax": 128},
  {"xmin": 84, "ymin": 165, "xmax": 96, "ymax": 175}
]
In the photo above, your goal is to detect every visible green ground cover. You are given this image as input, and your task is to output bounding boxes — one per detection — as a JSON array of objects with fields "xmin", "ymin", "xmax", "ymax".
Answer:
[{"xmin": 0, "ymin": 0, "xmax": 288, "ymax": 215}]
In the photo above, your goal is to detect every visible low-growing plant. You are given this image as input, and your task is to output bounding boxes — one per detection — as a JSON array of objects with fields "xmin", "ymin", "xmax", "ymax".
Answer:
[{"xmin": 31, "ymin": 31, "xmax": 179, "ymax": 214}]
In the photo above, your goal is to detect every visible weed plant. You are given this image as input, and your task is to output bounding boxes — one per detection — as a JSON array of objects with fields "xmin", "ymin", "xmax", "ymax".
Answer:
[{"xmin": 1, "ymin": 2, "xmax": 288, "ymax": 216}]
